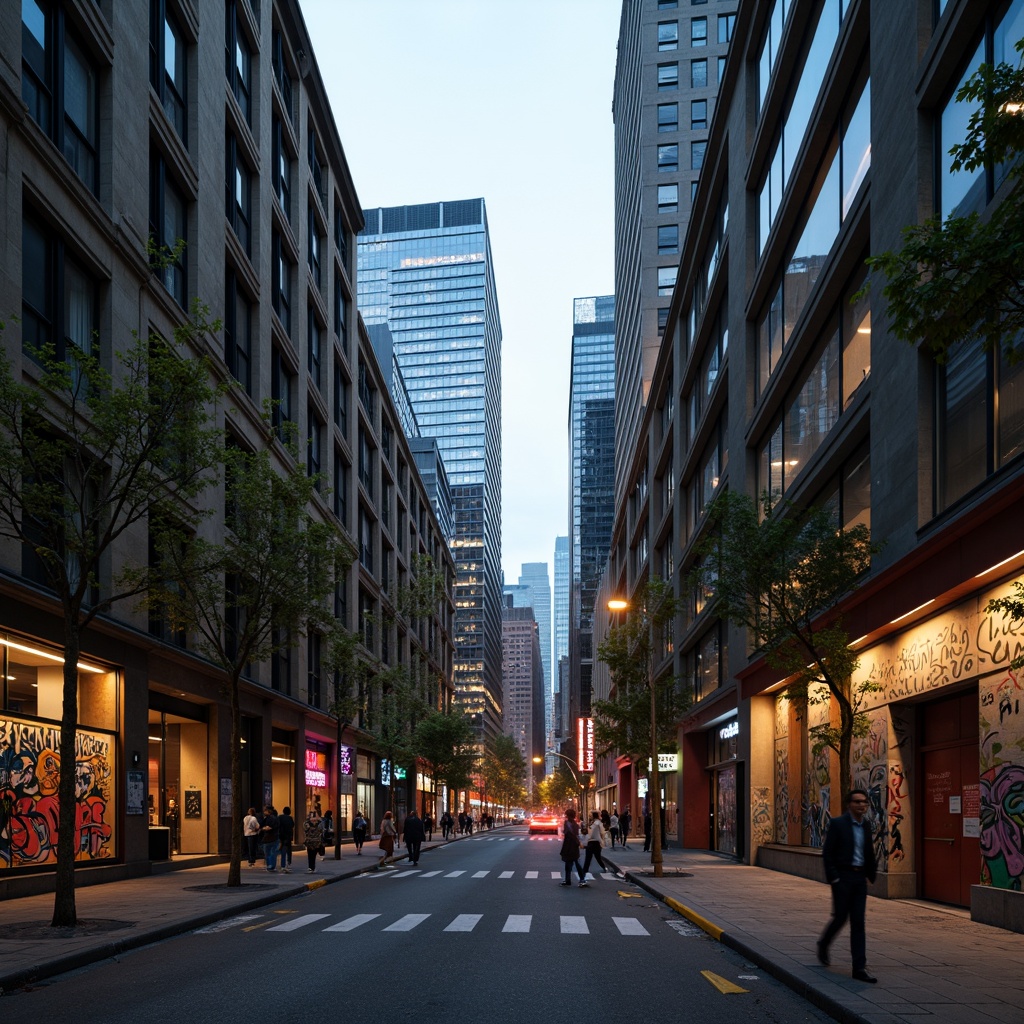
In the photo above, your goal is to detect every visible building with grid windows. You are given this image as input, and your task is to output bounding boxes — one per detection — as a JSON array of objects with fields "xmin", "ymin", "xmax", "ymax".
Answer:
[
  {"xmin": 605, "ymin": 0, "xmax": 1024, "ymax": 932},
  {"xmin": 502, "ymin": 597, "xmax": 546, "ymax": 793},
  {"xmin": 568, "ymin": 295, "xmax": 617, "ymax": 752},
  {"xmin": 358, "ymin": 201, "xmax": 503, "ymax": 744},
  {"xmin": 1, "ymin": 0, "xmax": 455, "ymax": 891}
]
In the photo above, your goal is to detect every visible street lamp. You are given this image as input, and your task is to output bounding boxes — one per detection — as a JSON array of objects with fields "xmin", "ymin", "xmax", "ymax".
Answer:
[
  {"xmin": 607, "ymin": 596, "xmax": 664, "ymax": 878},
  {"xmin": 544, "ymin": 749, "xmax": 589, "ymax": 818}
]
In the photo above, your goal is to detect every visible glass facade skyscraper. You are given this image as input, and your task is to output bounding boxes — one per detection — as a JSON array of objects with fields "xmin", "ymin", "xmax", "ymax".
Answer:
[
  {"xmin": 569, "ymin": 295, "xmax": 616, "ymax": 729},
  {"xmin": 358, "ymin": 200, "xmax": 503, "ymax": 743}
]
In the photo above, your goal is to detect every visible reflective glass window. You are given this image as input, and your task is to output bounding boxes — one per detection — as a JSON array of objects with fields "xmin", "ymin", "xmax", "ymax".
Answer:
[
  {"xmin": 691, "ymin": 59, "xmax": 707, "ymax": 88},
  {"xmin": 658, "ymin": 21, "xmax": 679, "ymax": 50},
  {"xmin": 658, "ymin": 62, "xmax": 678, "ymax": 90}
]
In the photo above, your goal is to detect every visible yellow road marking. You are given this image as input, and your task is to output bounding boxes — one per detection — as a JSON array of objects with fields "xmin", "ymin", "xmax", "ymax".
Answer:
[
  {"xmin": 665, "ymin": 897, "xmax": 724, "ymax": 941},
  {"xmin": 616, "ymin": 891, "xmax": 642, "ymax": 898},
  {"xmin": 701, "ymin": 970, "xmax": 748, "ymax": 994},
  {"xmin": 273, "ymin": 909, "xmax": 296, "ymax": 914},
  {"xmin": 242, "ymin": 921, "xmax": 273, "ymax": 932},
  {"xmin": 306, "ymin": 878, "xmax": 326, "ymax": 890}
]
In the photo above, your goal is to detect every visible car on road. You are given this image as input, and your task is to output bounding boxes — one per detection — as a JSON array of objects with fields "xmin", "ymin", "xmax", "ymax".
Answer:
[{"xmin": 528, "ymin": 813, "xmax": 560, "ymax": 835}]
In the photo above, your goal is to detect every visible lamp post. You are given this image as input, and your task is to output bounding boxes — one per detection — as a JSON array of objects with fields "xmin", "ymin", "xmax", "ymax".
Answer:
[{"xmin": 607, "ymin": 596, "xmax": 664, "ymax": 878}]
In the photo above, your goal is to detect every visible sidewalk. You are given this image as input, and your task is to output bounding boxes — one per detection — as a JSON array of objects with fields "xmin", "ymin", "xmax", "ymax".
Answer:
[
  {"xmin": 603, "ymin": 843, "xmax": 1024, "ymax": 1024},
  {"xmin": 1, "ymin": 833, "xmax": 1022, "ymax": 1023}
]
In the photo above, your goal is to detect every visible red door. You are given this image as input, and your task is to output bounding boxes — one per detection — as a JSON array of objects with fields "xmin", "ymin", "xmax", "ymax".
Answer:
[{"xmin": 922, "ymin": 747, "xmax": 961, "ymax": 904}]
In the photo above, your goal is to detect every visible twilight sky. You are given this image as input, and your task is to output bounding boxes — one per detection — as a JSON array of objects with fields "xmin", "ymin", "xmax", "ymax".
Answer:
[{"xmin": 301, "ymin": 0, "xmax": 621, "ymax": 583}]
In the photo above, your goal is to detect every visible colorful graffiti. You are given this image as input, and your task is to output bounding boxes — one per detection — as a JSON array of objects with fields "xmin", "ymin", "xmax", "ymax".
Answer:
[
  {"xmin": 775, "ymin": 741, "xmax": 789, "ymax": 844},
  {"xmin": 0, "ymin": 717, "xmax": 115, "ymax": 867},
  {"xmin": 751, "ymin": 785, "xmax": 773, "ymax": 847},
  {"xmin": 852, "ymin": 711, "xmax": 889, "ymax": 871}
]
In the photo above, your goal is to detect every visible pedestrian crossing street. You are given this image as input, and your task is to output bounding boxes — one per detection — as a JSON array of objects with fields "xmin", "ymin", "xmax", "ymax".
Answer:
[
  {"xmin": 198, "ymin": 910, "xmax": 658, "ymax": 937},
  {"xmin": 362, "ymin": 868, "xmax": 624, "ymax": 881}
]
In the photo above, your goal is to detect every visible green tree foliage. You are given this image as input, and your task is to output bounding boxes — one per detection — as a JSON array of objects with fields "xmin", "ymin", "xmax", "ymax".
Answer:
[
  {"xmin": 363, "ymin": 665, "xmax": 426, "ymax": 814},
  {"xmin": 986, "ymin": 580, "xmax": 1024, "ymax": 669},
  {"xmin": 480, "ymin": 734, "xmax": 528, "ymax": 817},
  {"xmin": 594, "ymin": 578, "xmax": 687, "ymax": 765},
  {"xmin": 692, "ymin": 492, "xmax": 879, "ymax": 800},
  {"xmin": 537, "ymin": 762, "xmax": 579, "ymax": 811},
  {"xmin": 0, "ymin": 309, "xmax": 223, "ymax": 925},
  {"xmin": 413, "ymin": 708, "xmax": 478, "ymax": 814},
  {"xmin": 143, "ymin": 420, "xmax": 355, "ymax": 886},
  {"xmin": 867, "ymin": 40, "xmax": 1024, "ymax": 365}
]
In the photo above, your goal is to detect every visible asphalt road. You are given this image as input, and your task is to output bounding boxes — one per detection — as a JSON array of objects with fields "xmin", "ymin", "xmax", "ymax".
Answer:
[{"xmin": 5, "ymin": 827, "xmax": 833, "ymax": 1023}]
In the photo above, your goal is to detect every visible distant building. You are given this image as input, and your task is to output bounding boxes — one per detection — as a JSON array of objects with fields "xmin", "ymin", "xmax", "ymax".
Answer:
[
  {"xmin": 517, "ymin": 563, "xmax": 552, "ymax": 749},
  {"xmin": 552, "ymin": 536, "xmax": 570, "ymax": 770},
  {"xmin": 359, "ymin": 200, "xmax": 503, "ymax": 743},
  {"xmin": 502, "ymin": 598, "xmax": 545, "ymax": 792}
]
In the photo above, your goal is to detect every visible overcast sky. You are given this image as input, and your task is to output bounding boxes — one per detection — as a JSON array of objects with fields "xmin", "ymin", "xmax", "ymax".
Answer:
[{"xmin": 301, "ymin": 0, "xmax": 621, "ymax": 583}]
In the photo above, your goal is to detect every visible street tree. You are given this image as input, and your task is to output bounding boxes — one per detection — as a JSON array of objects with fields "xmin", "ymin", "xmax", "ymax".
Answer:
[
  {"xmin": 0, "ymin": 308, "xmax": 223, "ymax": 926},
  {"xmin": 538, "ymin": 763, "xmax": 578, "ymax": 810},
  {"xmin": 480, "ymin": 734, "xmax": 527, "ymax": 819},
  {"xmin": 413, "ymin": 708, "xmax": 478, "ymax": 816},
  {"xmin": 692, "ymin": 492, "xmax": 878, "ymax": 801},
  {"xmin": 141, "ymin": 419, "xmax": 355, "ymax": 886},
  {"xmin": 866, "ymin": 39, "xmax": 1024, "ymax": 365}
]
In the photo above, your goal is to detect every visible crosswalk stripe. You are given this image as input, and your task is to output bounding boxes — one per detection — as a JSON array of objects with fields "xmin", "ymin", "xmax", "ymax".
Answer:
[
  {"xmin": 395, "ymin": 870, "xmax": 422, "ymax": 878},
  {"xmin": 323, "ymin": 914, "xmax": 381, "ymax": 932},
  {"xmin": 560, "ymin": 916, "xmax": 589, "ymax": 934},
  {"xmin": 499, "ymin": 871, "xmax": 514, "ymax": 878},
  {"xmin": 551, "ymin": 871, "xmax": 562, "ymax": 879},
  {"xmin": 444, "ymin": 914, "xmax": 483, "ymax": 932},
  {"xmin": 503, "ymin": 915, "xmax": 532, "ymax": 933},
  {"xmin": 525, "ymin": 871, "xmax": 538, "ymax": 879},
  {"xmin": 267, "ymin": 913, "xmax": 330, "ymax": 932},
  {"xmin": 472, "ymin": 871, "xmax": 489, "ymax": 878},
  {"xmin": 383, "ymin": 914, "xmax": 431, "ymax": 932},
  {"xmin": 420, "ymin": 870, "xmax": 443, "ymax": 877},
  {"xmin": 444, "ymin": 870, "xmax": 466, "ymax": 877},
  {"xmin": 613, "ymin": 917, "xmax": 650, "ymax": 936}
]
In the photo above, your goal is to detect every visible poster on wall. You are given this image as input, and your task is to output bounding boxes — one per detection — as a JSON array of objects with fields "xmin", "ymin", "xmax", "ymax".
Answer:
[
  {"xmin": 0, "ymin": 715, "xmax": 116, "ymax": 867},
  {"xmin": 184, "ymin": 789, "xmax": 202, "ymax": 818},
  {"xmin": 219, "ymin": 777, "xmax": 232, "ymax": 818},
  {"xmin": 126, "ymin": 770, "xmax": 146, "ymax": 815}
]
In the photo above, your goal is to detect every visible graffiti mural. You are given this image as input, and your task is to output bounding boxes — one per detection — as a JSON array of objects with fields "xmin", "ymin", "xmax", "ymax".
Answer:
[
  {"xmin": 752, "ymin": 785, "xmax": 773, "ymax": 847},
  {"xmin": 0, "ymin": 716, "xmax": 116, "ymax": 867},
  {"xmin": 980, "ymin": 669, "xmax": 1024, "ymax": 892},
  {"xmin": 774, "ymin": 694, "xmax": 789, "ymax": 844},
  {"xmin": 804, "ymin": 686, "xmax": 831, "ymax": 848},
  {"xmin": 852, "ymin": 709, "xmax": 889, "ymax": 871}
]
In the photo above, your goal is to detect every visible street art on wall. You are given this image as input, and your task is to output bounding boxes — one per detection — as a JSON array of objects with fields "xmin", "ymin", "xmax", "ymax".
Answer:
[
  {"xmin": 852, "ymin": 709, "xmax": 889, "ymax": 872},
  {"xmin": 0, "ymin": 716, "xmax": 116, "ymax": 867},
  {"xmin": 804, "ymin": 686, "xmax": 831, "ymax": 848},
  {"xmin": 980, "ymin": 669, "xmax": 1024, "ymax": 892}
]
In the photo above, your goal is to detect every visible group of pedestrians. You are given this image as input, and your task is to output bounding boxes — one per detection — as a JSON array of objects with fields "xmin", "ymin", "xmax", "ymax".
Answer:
[
  {"xmin": 558, "ymin": 808, "xmax": 614, "ymax": 887},
  {"xmin": 242, "ymin": 804, "xmax": 296, "ymax": 872}
]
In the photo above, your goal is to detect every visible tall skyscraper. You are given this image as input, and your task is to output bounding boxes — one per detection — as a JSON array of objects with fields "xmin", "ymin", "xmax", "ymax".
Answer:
[
  {"xmin": 552, "ymin": 536, "xmax": 570, "ymax": 771},
  {"xmin": 568, "ymin": 295, "xmax": 617, "ymax": 738},
  {"xmin": 358, "ymin": 200, "xmax": 503, "ymax": 743},
  {"xmin": 612, "ymin": 0, "xmax": 735, "ymax": 505},
  {"xmin": 517, "ymin": 563, "xmax": 552, "ymax": 743},
  {"xmin": 501, "ymin": 597, "xmax": 545, "ymax": 793}
]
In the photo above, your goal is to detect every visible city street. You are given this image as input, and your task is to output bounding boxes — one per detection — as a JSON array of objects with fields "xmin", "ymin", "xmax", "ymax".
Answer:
[{"xmin": 3, "ymin": 827, "xmax": 830, "ymax": 1022}]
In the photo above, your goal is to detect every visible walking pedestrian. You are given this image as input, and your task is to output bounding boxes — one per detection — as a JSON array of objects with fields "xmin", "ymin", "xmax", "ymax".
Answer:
[
  {"xmin": 609, "ymin": 811, "xmax": 620, "ymax": 848},
  {"xmin": 243, "ymin": 806, "xmax": 260, "ymax": 866},
  {"xmin": 258, "ymin": 804, "xmax": 281, "ymax": 872},
  {"xmin": 278, "ymin": 805, "xmax": 295, "ymax": 872},
  {"xmin": 818, "ymin": 789, "xmax": 879, "ymax": 983},
  {"xmin": 643, "ymin": 809, "xmax": 652, "ymax": 852},
  {"xmin": 441, "ymin": 810, "xmax": 453, "ymax": 839},
  {"xmin": 403, "ymin": 808, "xmax": 426, "ymax": 865},
  {"xmin": 423, "ymin": 811, "xmax": 433, "ymax": 841},
  {"xmin": 378, "ymin": 809, "xmax": 397, "ymax": 868},
  {"xmin": 321, "ymin": 809, "xmax": 335, "ymax": 852},
  {"xmin": 619, "ymin": 808, "xmax": 631, "ymax": 848},
  {"xmin": 581, "ymin": 810, "xmax": 609, "ymax": 880},
  {"xmin": 302, "ymin": 809, "xmax": 324, "ymax": 873},
  {"xmin": 558, "ymin": 807, "xmax": 587, "ymax": 886},
  {"xmin": 352, "ymin": 809, "xmax": 367, "ymax": 854}
]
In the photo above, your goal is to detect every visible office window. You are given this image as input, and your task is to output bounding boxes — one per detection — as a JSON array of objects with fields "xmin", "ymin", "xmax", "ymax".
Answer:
[
  {"xmin": 308, "ymin": 206, "xmax": 323, "ymax": 292},
  {"xmin": 224, "ymin": 267, "xmax": 252, "ymax": 394},
  {"xmin": 658, "ymin": 21, "xmax": 679, "ymax": 50},
  {"xmin": 149, "ymin": 0, "xmax": 187, "ymax": 144},
  {"xmin": 718, "ymin": 55, "xmax": 727, "ymax": 86},
  {"xmin": 691, "ymin": 140, "xmax": 706, "ymax": 171},
  {"xmin": 334, "ymin": 206, "xmax": 350, "ymax": 271},
  {"xmin": 22, "ymin": 213, "xmax": 98, "ymax": 365},
  {"xmin": 658, "ymin": 103, "xmax": 679, "ymax": 133},
  {"xmin": 658, "ymin": 267, "xmax": 678, "ymax": 296},
  {"xmin": 334, "ymin": 357, "xmax": 348, "ymax": 432},
  {"xmin": 307, "ymin": 405, "xmax": 322, "ymax": 483},
  {"xmin": 658, "ymin": 0, "xmax": 678, "ymax": 7},
  {"xmin": 226, "ymin": 134, "xmax": 251, "ymax": 256},
  {"xmin": 273, "ymin": 117, "xmax": 292, "ymax": 222},
  {"xmin": 271, "ymin": 28, "xmax": 293, "ymax": 120},
  {"xmin": 22, "ymin": 0, "xmax": 99, "ymax": 193},
  {"xmin": 271, "ymin": 348, "xmax": 294, "ymax": 437},
  {"xmin": 691, "ymin": 17, "xmax": 707, "ymax": 46},
  {"xmin": 308, "ymin": 124, "xmax": 325, "ymax": 202},
  {"xmin": 658, "ymin": 184, "xmax": 679, "ymax": 213},
  {"xmin": 691, "ymin": 99, "xmax": 707, "ymax": 130},
  {"xmin": 691, "ymin": 59, "xmax": 707, "ymax": 88},
  {"xmin": 225, "ymin": 0, "xmax": 251, "ymax": 124},
  {"xmin": 691, "ymin": 181, "xmax": 699, "ymax": 203},
  {"xmin": 335, "ymin": 273, "xmax": 348, "ymax": 346},
  {"xmin": 272, "ymin": 231, "xmax": 292, "ymax": 334},
  {"xmin": 333, "ymin": 448, "xmax": 349, "ymax": 525},
  {"xmin": 658, "ymin": 143, "xmax": 679, "ymax": 172},
  {"xmin": 149, "ymin": 152, "xmax": 187, "ymax": 307},
  {"xmin": 658, "ymin": 225, "xmax": 679, "ymax": 254},
  {"xmin": 308, "ymin": 312, "xmax": 322, "ymax": 389},
  {"xmin": 657, "ymin": 62, "xmax": 679, "ymax": 90},
  {"xmin": 658, "ymin": 308, "xmax": 670, "ymax": 335},
  {"xmin": 718, "ymin": 13, "xmax": 736, "ymax": 43}
]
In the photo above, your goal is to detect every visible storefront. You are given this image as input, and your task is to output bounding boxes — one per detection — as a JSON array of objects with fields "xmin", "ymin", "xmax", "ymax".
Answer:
[{"xmin": 708, "ymin": 718, "xmax": 739, "ymax": 856}]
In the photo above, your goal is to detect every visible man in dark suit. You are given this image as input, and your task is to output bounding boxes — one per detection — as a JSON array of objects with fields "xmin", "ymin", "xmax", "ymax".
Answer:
[
  {"xmin": 818, "ymin": 788, "xmax": 878, "ymax": 982},
  {"xmin": 402, "ymin": 808, "xmax": 426, "ymax": 865}
]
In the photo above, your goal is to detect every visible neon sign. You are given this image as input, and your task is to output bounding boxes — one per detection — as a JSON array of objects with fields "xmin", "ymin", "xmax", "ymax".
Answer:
[
  {"xmin": 339, "ymin": 745, "xmax": 353, "ymax": 776},
  {"xmin": 577, "ymin": 717, "xmax": 595, "ymax": 772},
  {"xmin": 305, "ymin": 749, "xmax": 327, "ymax": 788}
]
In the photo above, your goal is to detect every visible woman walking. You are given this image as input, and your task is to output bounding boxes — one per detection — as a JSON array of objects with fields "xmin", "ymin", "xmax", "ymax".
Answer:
[
  {"xmin": 352, "ymin": 810, "xmax": 368, "ymax": 854},
  {"xmin": 581, "ymin": 810, "xmax": 609, "ymax": 881},
  {"xmin": 302, "ymin": 809, "xmax": 325, "ymax": 873},
  {"xmin": 558, "ymin": 807, "xmax": 586, "ymax": 887},
  {"xmin": 378, "ymin": 809, "xmax": 397, "ymax": 869}
]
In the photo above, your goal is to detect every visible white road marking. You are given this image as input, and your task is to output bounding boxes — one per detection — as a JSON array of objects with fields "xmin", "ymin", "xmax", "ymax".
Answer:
[
  {"xmin": 499, "ymin": 870, "xmax": 514, "ymax": 878},
  {"xmin": 420, "ymin": 870, "xmax": 443, "ymax": 877},
  {"xmin": 551, "ymin": 871, "xmax": 563, "ymax": 879},
  {"xmin": 560, "ymin": 916, "xmax": 589, "ymax": 934},
  {"xmin": 267, "ymin": 913, "xmax": 331, "ymax": 932},
  {"xmin": 444, "ymin": 870, "xmax": 466, "ymax": 877},
  {"xmin": 503, "ymin": 915, "xmax": 532, "ymax": 933},
  {"xmin": 525, "ymin": 870, "xmax": 539, "ymax": 879},
  {"xmin": 195, "ymin": 915, "xmax": 263, "ymax": 933},
  {"xmin": 444, "ymin": 914, "xmax": 483, "ymax": 932},
  {"xmin": 473, "ymin": 871, "xmax": 490, "ymax": 878},
  {"xmin": 383, "ymin": 914, "xmax": 431, "ymax": 931},
  {"xmin": 612, "ymin": 917, "xmax": 650, "ymax": 936},
  {"xmin": 323, "ymin": 914, "xmax": 381, "ymax": 932}
]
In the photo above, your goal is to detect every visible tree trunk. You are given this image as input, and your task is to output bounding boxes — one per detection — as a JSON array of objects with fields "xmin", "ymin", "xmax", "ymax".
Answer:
[
  {"xmin": 51, "ymin": 610, "xmax": 81, "ymax": 927},
  {"xmin": 227, "ymin": 672, "xmax": 242, "ymax": 887}
]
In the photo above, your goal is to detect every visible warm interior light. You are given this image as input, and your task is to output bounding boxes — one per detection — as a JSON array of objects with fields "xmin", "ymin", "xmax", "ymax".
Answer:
[
  {"xmin": 890, "ymin": 599, "xmax": 935, "ymax": 625},
  {"xmin": 0, "ymin": 637, "xmax": 105, "ymax": 673},
  {"xmin": 974, "ymin": 549, "xmax": 1024, "ymax": 578}
]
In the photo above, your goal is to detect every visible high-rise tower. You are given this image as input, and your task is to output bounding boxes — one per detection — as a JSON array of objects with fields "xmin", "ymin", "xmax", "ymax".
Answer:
[{"xmin": 358, "ymin": 200, "xmax": 503, "ymax": 742}]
